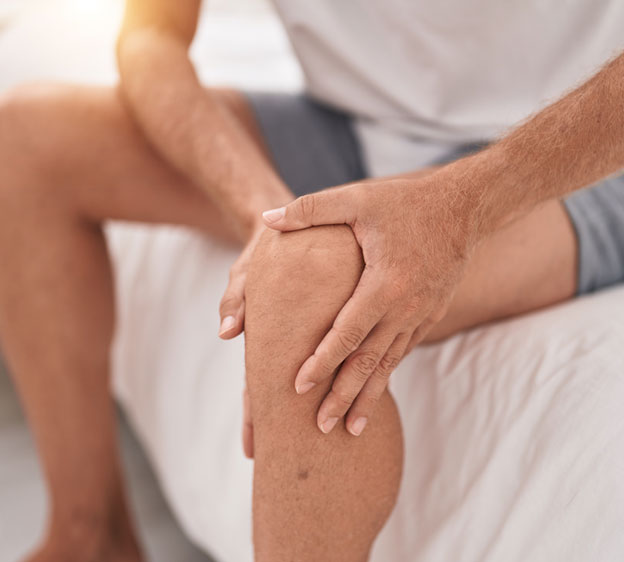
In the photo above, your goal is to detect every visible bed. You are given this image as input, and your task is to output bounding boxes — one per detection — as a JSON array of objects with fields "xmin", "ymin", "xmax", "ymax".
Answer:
[
  {"xmin": 4, "ymin": 2, "xmax": 622, "ymax": 559},
  {"xmin": 108, "ymin": 222, "xmax": 624, "ymax": 562}
]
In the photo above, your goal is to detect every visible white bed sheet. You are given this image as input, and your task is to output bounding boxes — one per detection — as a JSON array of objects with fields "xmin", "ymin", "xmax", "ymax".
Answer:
[{"xmin": 108, "ymin": 223, "xmax": 624, "ymax": 562}]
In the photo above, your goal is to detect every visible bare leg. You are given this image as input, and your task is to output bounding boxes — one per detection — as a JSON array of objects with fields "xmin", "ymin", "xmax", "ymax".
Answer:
[
  {"xmin": 245, "ymin": 226, "xmax": 403, "ymax": 562},
  {"xmin": 0, "ymin": 79, "xmax": 578, "ymax": 562},
  {"xmin": 244, "ymin": 197, "xmax": 577, "ymax": 561},
  {"xmin": 426, "ymin": 199, "xmax": 577, "ymax": 342},
  {"xmin": 0, "ymin": 83, "xmax": 267, "ymax": 562}
]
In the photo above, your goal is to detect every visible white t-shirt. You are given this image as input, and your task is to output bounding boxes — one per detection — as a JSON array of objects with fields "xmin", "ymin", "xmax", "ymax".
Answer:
[{"xmin": 272, "ymin": 0, "xmax": 624, "ymax": 174}]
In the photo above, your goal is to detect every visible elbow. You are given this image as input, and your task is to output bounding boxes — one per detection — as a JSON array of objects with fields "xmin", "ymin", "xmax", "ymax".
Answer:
[
  {"xmin": 116, "ymin": 22, "xmax": 192, "ymax": 59},
  {"xmin": 115, "ymin": 25, "xmax": 193, "ymax": 81}
]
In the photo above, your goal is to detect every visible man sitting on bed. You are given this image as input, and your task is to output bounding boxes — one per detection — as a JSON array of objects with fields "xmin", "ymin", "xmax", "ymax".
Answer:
[{"xmin": 1, "ymin": 0, "xmax": 623, "ymax": 560}]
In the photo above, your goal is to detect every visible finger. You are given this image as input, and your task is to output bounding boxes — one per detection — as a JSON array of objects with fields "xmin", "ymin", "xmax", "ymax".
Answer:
[
  {"xmin": 262, "ymin": 187, "xmax": 356, "ymax": 231},
  {"xmin": 294, "ymin": 271, "xmax": 386, "ymax": 394},
  {"xmin": 242, "ymin": 388, "xmax": 254, "ymax": 459},
  {"xmin": 219, "ymin": 268, "xmax": 246, "ymax": 339},
  {"xmin": 316, "ymin": 324, "xmax": 396, "ymax": 434},
  {"xmin": 345, "ymin": 332, "xmax": 410, "ymax": 436}
]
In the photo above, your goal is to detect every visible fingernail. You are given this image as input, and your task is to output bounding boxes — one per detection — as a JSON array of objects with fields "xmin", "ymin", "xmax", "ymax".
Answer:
[
  {"xmin": 350, "ymin": 417, "xmax": 368, "ymax": 436},
  {"xmin": 320, "ymin": 417, "xmax": 339, "ymax": 434},
  {"xmin": 219, "ymin": 315, "xmax": 236, "ymax": 336},
  {"xmin": 262, "ymin": 207, "xmax": 285, "ymax": 223},
  {"xmin": 296, "ymin": 381, "xmax": 316, "ymax": 395}
]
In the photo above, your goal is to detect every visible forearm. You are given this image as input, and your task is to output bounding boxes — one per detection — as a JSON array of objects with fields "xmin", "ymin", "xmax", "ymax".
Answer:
[
  {"xmin": 117, "ymin": 27, "xmax": 291, "ymax": 240},
  {"xmin": 455, "ymin": 52, "xmax": 624, "ymax": 236}
]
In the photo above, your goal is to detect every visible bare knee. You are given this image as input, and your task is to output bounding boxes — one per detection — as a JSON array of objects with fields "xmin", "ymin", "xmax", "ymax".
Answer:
[
  {"xmin": 247, "ymin": 224, "xmax": 362, "ymax": 298},
  {"xmin": 0, "ymin": 84, "xmax": 75, "ymax": 192},
  {"xmin": 245, "ymin": 224, "xmax": 363, "ymax": 334},
  {"xmin": 245, "ymin": 225, "xmax": 363, "ymax": 418},
  {"xmin": 0, "ymin": 82, "xmax": 76, "ymax": 160},
  {"xmin": 0, "ymin": 83, "xmax": 117, "ymax": 216},
  {"xmin": 0, "ymin": 85, "xmax": 48, "ymax": 215}
]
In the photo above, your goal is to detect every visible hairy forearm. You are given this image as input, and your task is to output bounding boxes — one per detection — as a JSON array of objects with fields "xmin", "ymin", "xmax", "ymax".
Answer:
[
  {"xmin": 117, "ymin": 27, "xmax": 291, "ymax": 240},
  {"xmin": 455, "ymin": 52, "xmax": 624, "ymax": 236}
]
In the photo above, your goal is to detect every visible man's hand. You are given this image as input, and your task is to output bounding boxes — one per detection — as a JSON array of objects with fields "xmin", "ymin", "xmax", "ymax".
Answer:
[
  {"xmin": 261, "ymin": 172, "xmax": 480, "ymax": 436},
  {"xmin": 257, "ymin": 50, "xmax": 624, "ymax": 437},
  {"xmin": 118, "ymin": 0, "xmax": 292, "ymax": 243},
  {"xmin": 218, "ymin": 227, "xmax": 265, "ymax": 339}
]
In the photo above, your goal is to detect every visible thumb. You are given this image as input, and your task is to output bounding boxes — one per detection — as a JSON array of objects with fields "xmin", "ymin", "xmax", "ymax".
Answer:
[{"xmin": 262, "ymin": 188, "xmax": 353, "ymax": 231}]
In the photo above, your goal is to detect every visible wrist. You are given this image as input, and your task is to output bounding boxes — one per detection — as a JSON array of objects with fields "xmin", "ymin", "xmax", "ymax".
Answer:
[{"xmin": 441, "ymin": 144, "xmax": 521, "ymax": 242}]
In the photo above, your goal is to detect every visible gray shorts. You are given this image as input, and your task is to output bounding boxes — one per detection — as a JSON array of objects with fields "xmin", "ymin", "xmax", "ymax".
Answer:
[{"xmin": 246, "ymin": 92, "xmax": 624, "ymax": 296}]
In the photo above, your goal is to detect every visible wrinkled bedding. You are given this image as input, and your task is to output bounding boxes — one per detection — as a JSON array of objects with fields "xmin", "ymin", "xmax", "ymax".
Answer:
[{"xmin": 109, "ymin": 223, "xmax": 624, "ymax": 562}]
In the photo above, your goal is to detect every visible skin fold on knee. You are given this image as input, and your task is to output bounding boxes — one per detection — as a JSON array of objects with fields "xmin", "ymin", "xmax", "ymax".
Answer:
[{"xmin": 244, "ymin": 226, "xmax": 403, "ymax": 562}]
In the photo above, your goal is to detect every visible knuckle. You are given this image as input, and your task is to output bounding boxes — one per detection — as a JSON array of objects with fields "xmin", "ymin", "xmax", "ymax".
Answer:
[
  {"xmin": 331, "ymin": 387, "xmax": 357, "ymax": 409},
  {"xmin": 377, "ymin": 352, "xmax": 401, "ymax": 376},
  {"xmin": 219, "ymin": 295, "xmax": 239, "ymax": 314},
  {"xmin": 350, "ymin": 352, "xmax": 379, "ymax": 380},
  {"xmin": 297, "ymin": 194, "xmax": 317, "ymax": 220},
  {"xmin": 333, "ymin": 326, "xmax": 366, "ymax": 355},
  {"xmin": 373, "ymin": 367, "xmax": 392, "ymax": 382}
]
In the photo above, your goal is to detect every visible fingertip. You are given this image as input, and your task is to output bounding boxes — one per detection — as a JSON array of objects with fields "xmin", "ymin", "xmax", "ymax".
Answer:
[
  {"xmin": 295, "ymin": 381, "xmax": 316, "ymax": 394},
  {"xmin": 294, "ymin": 359, "xmax": 315, "ymax": 393},
  {"xmin": 262, "ymin": 206, "xmax": 286, "ymax": 225},
  {"xmin": 348, "ymin": 416, "xmax": 368, "ymax": 437},
  {"xmin": 219, "ymin": 315, "xmax": 239, "ymax": 338},
  {"xmin": 319, "ymin": 416, "xmax": 339, "ymax": 434},
  {"xmin": 219, "ymin": 328, "xmax": 241, "ymax": 340}
]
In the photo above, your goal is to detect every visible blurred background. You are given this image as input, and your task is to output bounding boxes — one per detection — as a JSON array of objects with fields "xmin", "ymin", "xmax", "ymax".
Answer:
[
  {"xmin": 0, "ymin": 0, "xmax": 300, "ymax": 560},
  {"xmin": 0, "ymin": 0, "xmax": 302, "ymax": 90}
]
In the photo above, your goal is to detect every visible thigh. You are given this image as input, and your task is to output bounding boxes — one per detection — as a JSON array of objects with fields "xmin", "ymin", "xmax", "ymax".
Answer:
[
  {"xmin": 1, "ymin": 83, "xmax": 268, "ymax": 242},
  {"xmin": 427, "ymin": 199, "xmax": 578, "ymax": 341},
  {"xmin": 436, "ymin": 174, "xmax": 624, "ymax": 339}
]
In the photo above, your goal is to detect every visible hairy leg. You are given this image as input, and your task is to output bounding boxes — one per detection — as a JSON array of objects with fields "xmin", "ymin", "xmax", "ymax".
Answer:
[
  {"xmin": 245, "ymin": 226, "xmax": 403, "ymax": 562},
  {"xmin": 426, "ymin": 199, "xmax": 577, "ymax": 342},
  {"xmin": 0, "ymin": 83, "xmax": 267, "ymax": 562}
]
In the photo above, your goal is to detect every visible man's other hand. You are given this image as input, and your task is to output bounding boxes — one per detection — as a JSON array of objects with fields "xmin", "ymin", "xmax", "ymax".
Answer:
[{"xmin": 218, "ymin": 227, "xmax": 266, "ymax": 340}]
